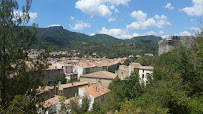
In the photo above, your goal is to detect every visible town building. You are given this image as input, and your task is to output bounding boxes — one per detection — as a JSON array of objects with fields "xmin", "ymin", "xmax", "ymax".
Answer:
[
  {"xmin": 37, "ymin": 86, "xmax": 55, "ymax": 101},
  {"xmin": 80, "ymin": 71, "xmax": 117, "ymax": 88},
  {"xmin": 63, "ymin": 63, "xmax": 78, "ymax": 81},
  {"xmin": 129, "ymin": 63, "xmax": 142, "ymax": 75},
  {"xmin": 42, "ymin": 95, "xmax": 73, "ymax": 114},
  {"xmin": 115, "ymin": 65, "xmax": 129, "ymax": 80},
  {"xmin": 145, "ymin": 53, "xmax": 154, "ymax": 56},
  {"xmin": 78, "ymin": 83, "xmax": 111, "ymax": 111},
  {"xmin": 57, "ymin": 81, "xmax": 88, "ymax": 98},
  {"xmin": 138, "ymin": 66, "xmax": 154, "ymax": 85},
  {"xmin": 43, "ymin": 65, "xmax": 64, "ymax": 85},
  {"xmin": 115, "ymin": 63, "xmax": 141, "ymax": 80}
]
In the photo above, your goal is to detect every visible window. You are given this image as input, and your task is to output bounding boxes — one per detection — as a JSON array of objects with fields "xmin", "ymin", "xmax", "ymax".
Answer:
[{"xmin": 142, "ymin": 74, "xmax": 144, "ymax": 79}]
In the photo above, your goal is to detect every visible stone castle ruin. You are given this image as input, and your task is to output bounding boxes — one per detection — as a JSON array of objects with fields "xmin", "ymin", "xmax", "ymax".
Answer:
[{"xmin": 158, "ymin": 36, "xmax": 194, "ymax": 55}]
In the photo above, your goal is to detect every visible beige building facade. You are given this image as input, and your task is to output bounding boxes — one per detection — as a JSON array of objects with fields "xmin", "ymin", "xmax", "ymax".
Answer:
[{"xmin": 80, "ymin": 71, "xmax": 117, "ymax": 88}]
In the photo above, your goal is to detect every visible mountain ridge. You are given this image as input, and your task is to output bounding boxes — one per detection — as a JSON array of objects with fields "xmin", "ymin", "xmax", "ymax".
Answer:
[{"xmin": 30, "ymin": 26, "xmax": 162, "ymax": 57}]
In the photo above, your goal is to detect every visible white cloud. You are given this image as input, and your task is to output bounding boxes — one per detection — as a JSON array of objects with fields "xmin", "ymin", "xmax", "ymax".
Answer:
[
  {"xmin": 188, "ymin": 27, "xmax": 201, "ymax": 32},
  {"xmin": 161, "ymin": 35, "xmax": 169, "ymax": 39},
  {"xmin": 179, "ymin": 31, "xmax": 193, "ymax": 36},
  {"xmin": 130, "ymin": 10, "xmax": 147, "ymax": 21},
  {"xmin": 106, "ymin": 0, "xmax": 131, "ymax": 5},
  {"xmin": 98, "ymin": 27, "xmax": 122, "ymax": 36},
  {"xmin": 142, "ymin": 31, "xmax": 156, "ymax": 35},
  {"xmin": 70, "ymin": 16, "xmax": 75, "ymax": 20},
  {"xmin": 164, "ymin": 3, "xmax": 175, "ymax": 10},
  {"xmin": 127, "ymin": 12, "xmax": 171, "ymax": 29},
  {"xmin": 13, "ymin": 11, "xmax": 37, "ymax": 23},
  {"xmin": 90, "ymin": 33, "xmax": 95, "ymax": 36},
  {"xmin": 47, "ymin": 24, "xmax": 62, "ymax": 27},
  {"xmin": 159, "ymin": 30, "xmax": 165, "ymax": 34},
  {"xmin": 132, "ymin": 33, "xmax": 139, "ymax": 37},
  {"xmin": 98, "ymin": 27, "xmax": 138, "ymax": 39},
  {"xmin": 179, "ymin": 27, "xmax": 201, "ymax": 36},
  {"xmin": 69, "ymin": 21, "xmax": 91, "ymax": 30},
  {"xmin": 179, "ymin": 0, "xmax": 203, "ymax": 16},
  {"xmin": 108, "ymin": 18, "xmax": 116, "ymax": 22},
  {"xmin": 29, "ymin": 12, "xmax": 38, "ymax": 20},
  {"xmin": 75, "ymin": 0, "xmax": 130, "ymax": 18},
  {"xmin": 110, "ymin": 5, "xmax": 119, "ymax": 13},
  {"xmin": 75, "ymin": 0, "xmax": 112, "ymax": 17}
]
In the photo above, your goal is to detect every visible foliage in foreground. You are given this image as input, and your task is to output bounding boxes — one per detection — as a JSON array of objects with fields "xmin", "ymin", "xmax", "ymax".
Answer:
[
  {"xmin": 0, "ymin": 0, "xmax": 45, "ymax": 113},
  {"xmin": 105, "ymin": 36, "xmax": 203, "ymax": 114}
]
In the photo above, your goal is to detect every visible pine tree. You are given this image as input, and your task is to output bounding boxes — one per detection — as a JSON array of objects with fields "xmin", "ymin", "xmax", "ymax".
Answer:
[{"xmin": 0, "ymin": 0, "xmax": 44, "ymax": 113}]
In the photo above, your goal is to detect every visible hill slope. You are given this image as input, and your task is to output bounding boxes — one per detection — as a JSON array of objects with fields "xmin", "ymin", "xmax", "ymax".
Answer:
[{"xmin": 33, "ymin": 26, "xmax": 162, "ymax": 57}]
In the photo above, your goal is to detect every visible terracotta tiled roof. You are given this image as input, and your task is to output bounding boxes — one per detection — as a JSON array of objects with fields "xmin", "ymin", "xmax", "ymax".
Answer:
[
  {"xmin": 139, "ymin": 66, "xmax": 154, "ymax": 70},
  {"xmin": 37, "ymin": 86, "xmax": 54, "ymax": 94},
  {"xmin": 59, "ymin": 81, "xmax": 88, "ymax": 90},
  {"xmin": 80, "ymin": 71, "xmax": 117, "ymax": 79},
  {"xmin": 64, "ymin": 63, "xmax": 73, "ymax": 66},
  {"xmin": 42, "ymin": 95, "xmax": 74, "ymax": 108},
  {"xmin": 78, "ymin": 63, "xmax": 96, "ymax": 68},
  {"xmin": 46, "ymin": 63, "xmax": 63, "ymax": 70},
  {"xmin": 80, "ymin": 83, "xmax": 111, "ymax": 98},
  {"xmin": 119, "ymin": 65, "xmax": 129, "ymax": 71},
  {"xmin": 131, "ymin": 63, "xmax": 142, "ymax": 68}
]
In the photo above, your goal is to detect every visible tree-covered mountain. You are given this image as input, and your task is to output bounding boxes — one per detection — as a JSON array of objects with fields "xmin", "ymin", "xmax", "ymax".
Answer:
[
  {"xmin": 130, "ymin": 35, "xmax": 162, "ymax": 44},
  {"xmin": 33, "ymin": 26, "xmax": 162, "ymax": 57},
  {"xmin": 127, "ymin": 35, "xmax": 162, "ymax": 53},
  {"xmin": 90, "ymin": 34, "xmax": 123, "ymax": 44}
]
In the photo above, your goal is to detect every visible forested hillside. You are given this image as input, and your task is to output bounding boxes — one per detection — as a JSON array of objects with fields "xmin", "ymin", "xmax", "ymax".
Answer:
[{"xmin": 32, "ymin": 26, "xmax": 162, "ymax": 57}]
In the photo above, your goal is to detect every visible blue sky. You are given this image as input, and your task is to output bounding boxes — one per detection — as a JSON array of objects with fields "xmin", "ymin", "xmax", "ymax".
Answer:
[{"xmin": 18, "ymin": 0, "xmax": 203, "ymax": 39}]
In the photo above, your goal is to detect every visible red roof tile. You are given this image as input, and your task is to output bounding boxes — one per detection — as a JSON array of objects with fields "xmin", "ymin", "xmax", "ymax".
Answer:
[{"xmin": 80, "ymin": 83, "xmax": 111, "ymax": 98}]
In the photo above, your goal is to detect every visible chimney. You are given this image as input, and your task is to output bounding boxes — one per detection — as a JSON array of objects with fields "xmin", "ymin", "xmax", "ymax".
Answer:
[
  {"xmin": 96, "ymin": 86, "xmax": 98, "ymax": 92},
  {"xmin": 72, "ymin": 82, "xmax": 74, "ymax": 85},
  {"xmin": 88, "ymin": 82, "xmax": 90, "ymax": 87}
]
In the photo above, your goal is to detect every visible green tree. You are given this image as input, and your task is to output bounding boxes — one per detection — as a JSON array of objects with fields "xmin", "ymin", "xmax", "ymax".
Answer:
[
  {"xmin": 108, "ymin": 66, "xmax": 114, "ymax": 73},
  {"xmin": 59, "ymin": 96, "xmax": 68, "ymax": 114},
  {"xmin": 153, "ymin": 37, "xmax": 203, "ymax": 96},
  {"xmin": 124, "ymin": 59, "xmax": 131, "ymax": 66},
  {"xmin": 135, "ymin": 55, "xmax": 157, "ymax": 66},
  {"xmin": 69, "ymin": 96, "xmax": 90, "ymax": 114},
  {"xmin": 107, "ymin": 74, "xmax": 143, "ymax": 112},
  {"xmin": 92, "ymin": 101, "xmax": 107, "ymax": 114},
  {"xmin": 81, "ymin": 95, "xmax": 90, "ymax": 112},
  {"xmin": 117, "ymin": 99, "xmax": 141, "ymax": 114},
  {"xmin": 52, "ymin": 74, "xmax": 67, "ymax": 86},
  {"xmin": 0, "ymin": 0, "xmax": 44, "ymax": 113},
  {"xmin": 134, "ymin": 80, "xmax": 202, "ymax": 114}
]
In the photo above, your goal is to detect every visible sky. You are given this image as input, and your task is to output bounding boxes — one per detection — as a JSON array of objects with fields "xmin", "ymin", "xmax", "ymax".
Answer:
[{"xmin": 17, "ymin": 0, "xmax": 203, "ymax": 39}]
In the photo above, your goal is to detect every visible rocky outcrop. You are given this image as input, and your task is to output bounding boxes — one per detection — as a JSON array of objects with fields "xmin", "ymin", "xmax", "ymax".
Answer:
[{"xmin": 158, "ymin": 36, "xmax": 194, "ymax": 55}]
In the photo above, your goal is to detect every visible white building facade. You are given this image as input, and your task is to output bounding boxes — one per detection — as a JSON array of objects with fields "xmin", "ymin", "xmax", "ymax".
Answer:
[{"xmin": 138, "ymin": 66, "xmax": 153, "ymax": 85}]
